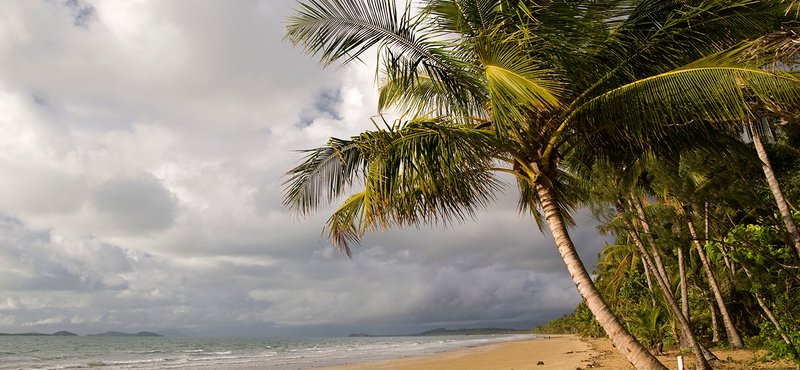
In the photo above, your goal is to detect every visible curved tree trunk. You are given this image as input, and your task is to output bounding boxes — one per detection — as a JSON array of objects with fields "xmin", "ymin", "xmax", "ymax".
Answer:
[
  {"xmin": 749, "ymin": 120, "xmax": 800, "ymax": 260},
  {"xmin": 631, "ymin": 199, "xmax": 702, "ymax": 354},
  {"xmin": 631, "ymin": 199, "xmax": 670, "ymax": 285},
  {"xmin": 536, "ymin": 184, "xmax": 668, "ymax": 370},
  {"xmin": 616, "ymin": 203, "xmax": 714, "ymax": 370},
  {"xmin": 685, "ymin": 212, "xmax": 744, "ymax": 349}
]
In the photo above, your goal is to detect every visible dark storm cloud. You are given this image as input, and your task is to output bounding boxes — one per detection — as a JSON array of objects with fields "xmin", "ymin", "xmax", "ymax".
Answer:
[
  {"xmin": 89, "ymin": 175, "xmax": 179, "ymax": 234},
  {"xmin": 0, "ymin": 214, "xmax": 132, "ymax": 293},
  {"xmin": 63, "ymin": 0, "xmax": 97, "ymax": 28}
]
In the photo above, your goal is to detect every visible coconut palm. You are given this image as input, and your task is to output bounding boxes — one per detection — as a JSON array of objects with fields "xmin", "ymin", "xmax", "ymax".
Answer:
[
  {"xmin": 587, "ymin": 157, "xmax": 718, "ymax": 366},
  {"xmin": 747, "ymin": 119, "xmax": 800, "ymax": 262},
  {"xmin": 646, "ymin": 151, "xmax": 747, "ymax": 348},
  {"xmin": 283, "ymin": 0, "xmax": 800, "ymax": 368}
]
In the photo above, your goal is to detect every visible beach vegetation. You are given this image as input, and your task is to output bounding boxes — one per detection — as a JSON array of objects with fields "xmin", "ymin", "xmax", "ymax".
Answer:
[
  {"xmin": 283, "ymin": 0, "xmax": 800, "ymax": 369},
  {"xmin": 541, "ymin": 125, "xmax": 800, "ymax": 365}
]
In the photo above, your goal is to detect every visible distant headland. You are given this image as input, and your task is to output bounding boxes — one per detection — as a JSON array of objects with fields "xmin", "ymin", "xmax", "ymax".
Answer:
[
  {"xmin": 0, "ymin": 331, "xmax": 79, "ymax": 336},
  {"xmin": 87, "ymin": 331, "xmax": 163, "ymax": 337},
  {"xmin": 348, "ymin": 327, "xmax": 532, "ymax": 337},
  {"xmin": 0, "ymin": 331, "xmax": 164, "ymax": 337}
]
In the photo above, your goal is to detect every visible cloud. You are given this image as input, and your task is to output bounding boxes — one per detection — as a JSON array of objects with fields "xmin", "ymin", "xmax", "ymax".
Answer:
[
  {"xmin": 89, "ymin": 175, "xmax": 179, "ymax": 234},
  {"xmin": 0, "ymin": 0, "xmax": 612, "ymax": 336},
  {"xmin": 23, "ymin": 315, "xmax": 65, "ymax": 327},
  {"xmin": 63, "ymin": 0, "xmax": 98, "ymax": 28}
]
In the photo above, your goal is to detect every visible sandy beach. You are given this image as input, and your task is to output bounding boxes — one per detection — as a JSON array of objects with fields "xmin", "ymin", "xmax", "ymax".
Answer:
[
  {"xmin": 314, "ymin": 335, "xmax": 798, "ymax": 370},
  {"xmin": 315, "ymin": 335, "xmax": 599, "ymax": 370}
]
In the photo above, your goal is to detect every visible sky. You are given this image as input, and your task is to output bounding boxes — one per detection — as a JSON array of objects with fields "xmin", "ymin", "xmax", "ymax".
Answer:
[{"xmin": 0, "ymin": 0, "xmax": 611, "ymax": 337}]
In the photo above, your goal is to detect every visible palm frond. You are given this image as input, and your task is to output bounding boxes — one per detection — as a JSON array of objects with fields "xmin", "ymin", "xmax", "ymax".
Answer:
[
  {"xmin": 286, "ymin": 0, "xmax": 423, "ymax": 66},
  {"xmin": 301, "ymin": 118, "xmax": 508, "ymax": 252},
  {"xmin": 566, "ymin": 66, "xmax": 800, "ymax": 151},
  {"xmin": 283, "ymin": 137, "xmax": 367, "ymax": 216},
  {"xmin": 424, "ymin": 0, "xmax": 506, "ymax": 36},
  {"xmin": 475, "ymin": 30, "xmax": 563, "ymax": 135},
  {"xmin": 359, "ymin": 120, "xmax": 504, "ymax": 226},
  {"xmin": 573, "ymin": 0, "xmax": 787, "ymax": 103},
  {"xmin": 326, "ymin": 192, "xmax": 367, "ymax": 257},
  {"xmin": 286, "ymin": 0, "xmax": 490, "ymax": 113},
  {"xmin": 377, "ymin": 53, "xmax": 487, "ymax": 117}
]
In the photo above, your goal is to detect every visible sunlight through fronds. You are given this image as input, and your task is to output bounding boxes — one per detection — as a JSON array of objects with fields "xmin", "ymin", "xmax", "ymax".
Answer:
[
  {"xmin": 567, "ymin": 66, "xmax": 800, "ymax": 150},
  {"xmin": 476, "ymin": 31, "xmax": 563, "ymax": 135}
]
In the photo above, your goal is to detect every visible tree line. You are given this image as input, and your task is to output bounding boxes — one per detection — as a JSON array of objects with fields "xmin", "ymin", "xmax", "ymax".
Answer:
[{"xmin": 534, "ymin": 123, "xmax": 800, "ymax": 365}]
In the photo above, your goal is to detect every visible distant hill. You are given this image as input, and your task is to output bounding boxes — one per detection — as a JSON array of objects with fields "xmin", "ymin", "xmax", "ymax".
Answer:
[
  {"xmin": 418, "ymin": 327, "xmax": 531, "ymax": 336},
  {"xmin": 88, "ymin": 331, "xmax": 163, "ymax": 337},
  {"xmin": 53, "ymin": 331, "xmax": 79, "ymax": 336},
  {"xmin": 0, "ymin": 331, "xmax": 78, "ymax": 336},
  {"xmin": 348, "ymin": 327, "xmax": 532, "ymax": 337}
]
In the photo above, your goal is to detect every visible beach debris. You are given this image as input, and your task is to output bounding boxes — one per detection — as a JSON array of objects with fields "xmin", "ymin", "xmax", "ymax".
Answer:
[
  {"xmin": 537, "ymin": 360, "xmax": 545, "ymax": 365},
  {"xmin": 566, "ymin": 351, "xmax": 574, "ymax": 354}
]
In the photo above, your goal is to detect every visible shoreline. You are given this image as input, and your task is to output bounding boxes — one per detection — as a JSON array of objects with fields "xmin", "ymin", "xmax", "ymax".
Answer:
[{"xmin": 311, "ymin": 335, "xmax": 600, "ymax": 370}]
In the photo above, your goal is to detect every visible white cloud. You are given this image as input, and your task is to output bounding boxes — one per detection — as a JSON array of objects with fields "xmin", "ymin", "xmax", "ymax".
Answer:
[{"xmin": 23, "ymin": 315, "xmax": 65, "ymax": 327}]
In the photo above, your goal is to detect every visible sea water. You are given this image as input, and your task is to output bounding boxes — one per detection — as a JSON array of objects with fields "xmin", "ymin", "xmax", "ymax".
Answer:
[{"xmin": 0, "ymin": 334, "xmax": 537, "ymax": 370}]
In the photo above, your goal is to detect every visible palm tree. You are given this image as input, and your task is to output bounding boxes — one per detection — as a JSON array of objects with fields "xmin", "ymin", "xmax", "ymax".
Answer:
[
  {"xmin": 648, "ymin": 152, "xmax": 745, "ymax": 348},
  {"xmin": 587, "ymin": 159, "xmax": 716, "ymax": 367},
  {"xmin": 283, "ymin": 1, "xmax": 800, "ymax": 368},
  {"xmin": 747, "ymin": 119, "xmax": 800, "ymax": 261}
]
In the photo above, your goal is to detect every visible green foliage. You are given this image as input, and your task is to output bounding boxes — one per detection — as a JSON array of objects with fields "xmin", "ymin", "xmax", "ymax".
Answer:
[
  {"xmin": 532, "ymin": 313, "xmax": 579, "ymax": 335},
  {"xmin": 628, "ymin": 306, "xmax": 670, "ymax": 352},
  {"xmin": 539, "ymin": 138, "xmax": 800, "ymax": 353},
  {"xmin": 754, "ymin": 321, "xmax": 800, "ymax": 364},
  {"xmin": 532, "ymin": 302, "xmax": 606, "ymax": 338},
  {"xmin": 574, "ymin": 302, "xmax": 607, "ymax": 338}
]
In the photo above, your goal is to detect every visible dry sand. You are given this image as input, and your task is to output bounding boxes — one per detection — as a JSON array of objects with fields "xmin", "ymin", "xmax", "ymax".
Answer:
[
  {"xmin": 587, "ymin": 337, "xmax": 798, "ymax": 370},
  {"xmin": 314, "ymin": 335, "xmax": 798, "ymax": 370}
]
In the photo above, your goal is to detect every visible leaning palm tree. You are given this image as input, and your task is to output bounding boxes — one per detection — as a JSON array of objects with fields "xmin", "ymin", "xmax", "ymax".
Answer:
[{"xmin": 283, "ymin": 1, "xmax": 800, "ymax": 369}]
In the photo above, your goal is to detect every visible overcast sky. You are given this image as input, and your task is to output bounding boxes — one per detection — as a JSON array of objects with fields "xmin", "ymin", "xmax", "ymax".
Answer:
[{"xmin": 0, "ymin": 0, "xmax": 610, "ymax": 337}]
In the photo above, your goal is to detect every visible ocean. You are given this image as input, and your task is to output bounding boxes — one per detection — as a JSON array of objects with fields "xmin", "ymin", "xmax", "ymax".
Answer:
[{"xmin": 0, "ymin": 334, "xmax": 538, "ymax": 370}]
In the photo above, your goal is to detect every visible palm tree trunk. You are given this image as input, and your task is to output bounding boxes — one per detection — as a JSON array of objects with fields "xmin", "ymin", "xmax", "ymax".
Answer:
[
  {"xmin": 616, "ymin": 203, "xmax": 714, "ymax": 370},
  {"xmin": 704, "ymin": 203, "xmax": 732, "ymax": 272},
  {"xmin": 641, "ymin": 255, "xmax": 657, "ymax": 307},
  {"xmin": 749, "ymin": 120, "xmax": 800, "ymax": 259},
  {"xmin": 677, "ymin": 242, "xmax": 690, "ymax": 350},
  {"xmin": 632, "ymin": 199, "xmax": 670, "ymax": 284},
  {"xmin": 685, "ymin": 212, "xmax": 744, "ymax": 349},
  {"xmin": 536, "ymin": 184, "xmax": 668, "ymax": 370},
  {"xmin": 719, "ymin": 243, "xmax": 733, "ymax": 271},
  {"xmin": 677, "ymin": 244, "xmax": 689, "ymax": 320},
  {"xmin": 755, "ymin": 292, "xmax": 798, "ymax": 358},
  {"xmin": 742, "ymin": 266, "xmax": 799, "ymax": 357},
  {"xmin": 709, "ymin": 299, "xmax": 720, "ymax": 343},
  {"xmin": 704, "ymin": 204, "xmax": 721, "ymax": 343}
]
